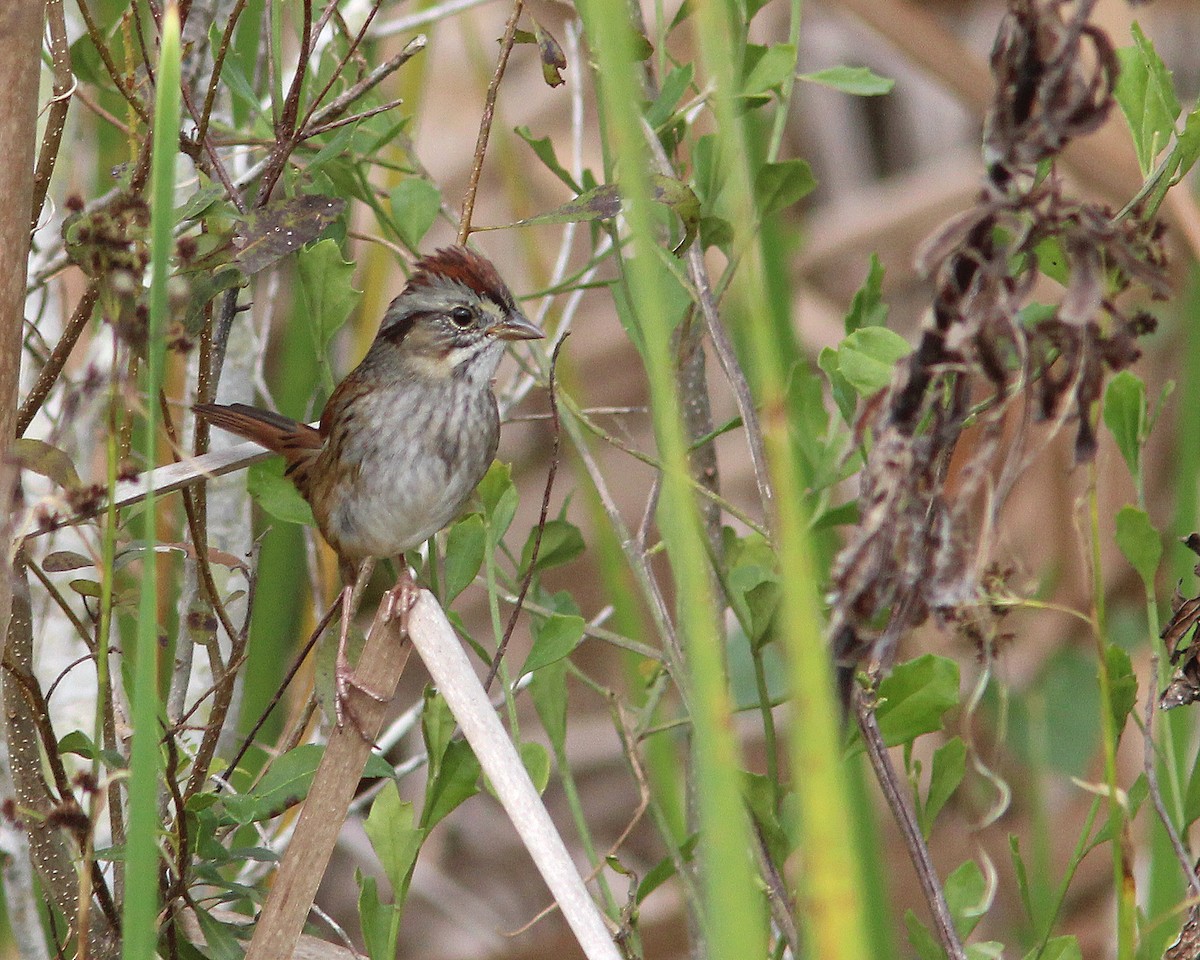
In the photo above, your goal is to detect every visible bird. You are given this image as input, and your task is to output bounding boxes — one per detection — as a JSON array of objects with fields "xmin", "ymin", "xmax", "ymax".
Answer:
[{"xmin": 195, "ymin": 245, "xmax": 542, "ymax": 731}]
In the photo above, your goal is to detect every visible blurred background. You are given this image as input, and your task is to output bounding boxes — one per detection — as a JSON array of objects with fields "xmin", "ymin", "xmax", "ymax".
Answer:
[{"xmin": 19, "ymin": 0, "xmax": 1200, "ymax": 957}]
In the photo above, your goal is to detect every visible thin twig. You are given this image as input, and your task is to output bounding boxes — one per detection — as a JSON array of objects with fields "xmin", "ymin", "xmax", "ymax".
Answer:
[
  {"xmin": 307, "ymin": 35, "xmax": 426, "ymax": 129},
  {"xmin": 484, "ymin": 333, "xmax": 566, "ymax": 692},
  {"xmin": 1144, "ymin": 656, "xmax": 1200, "ymax": 900},
  {"xmin": 17, "ymin": 282, "xmax": 101, "ymax": 436},
  {"xmin": 76, "ymin": 0, "xmax": 151, "ymax": 124},
  {"xmin": 31, "ymin": 0, "xmax": 73, "ymax": 232},
  {"xmin": 856, "ymin": 690, "xmax": 967, "ymax": 960},
  {"xmin": 458, "ymin": 0, "xmax": 524, "ymax": 244},
  {"xmin": 371, "ymin": 0, "xmax": 497, "ymax": 38}
]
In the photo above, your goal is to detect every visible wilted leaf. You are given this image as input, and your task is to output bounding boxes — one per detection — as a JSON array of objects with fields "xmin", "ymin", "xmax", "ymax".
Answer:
[
  {"xmin": 42, "ymin": 550, "xmax": 93, "ymax": 573},
  {"xmin": 531, "ymin": 17, "xmax": 566, "ymax": 88},
  {"xmin": 232, "ymin": 194, "xmax": 345, "ymax": 275},
  {"xmin": 12, "ymin": 439, "xmax": 82, "ymax": 489}
]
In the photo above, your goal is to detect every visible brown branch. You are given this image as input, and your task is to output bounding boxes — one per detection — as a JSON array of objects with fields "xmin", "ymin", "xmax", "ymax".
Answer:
[
  {"xmin": 856, "ymin": 689, "xmax": 966, "ymax": 960},
  {"xmin": 244, "ymin": 588, "xmax": 411, "ymax": 960},
  {"xmin": 458, "ymin": 0, "xmax": 524, "ymax": 244},
  {"xmin": 195, "ymin": 0, "xmax": 250, "ymax": 146},
  {"xmin": 307, "ymin": 35, "xmax": 426, "ymax": 130},
  {"xmin": 76, "ymin": 0, "xmax": 151, "ymax": 124},
  {"xmin": 31, "ymin": 0, "xmax": 74, "ymax": 233},
  {"xmin": 17, "ymin": 281, "xmax": 101, "ymax": 437},
  {"xmin": 255, "ymin": 0, "xmax": 314, "ymax": 205}
]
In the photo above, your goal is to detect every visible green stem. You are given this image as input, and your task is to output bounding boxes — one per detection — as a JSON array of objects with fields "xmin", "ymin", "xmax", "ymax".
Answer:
[{"xmin": 1087, "ymin": 466, "xmax": 1135, "ymax": 959}]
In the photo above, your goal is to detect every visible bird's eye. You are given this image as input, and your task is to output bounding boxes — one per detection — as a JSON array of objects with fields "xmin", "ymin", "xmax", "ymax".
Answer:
[{"xmin": 449, "ymin": 306, "xmax": 474, "ymax": 328}]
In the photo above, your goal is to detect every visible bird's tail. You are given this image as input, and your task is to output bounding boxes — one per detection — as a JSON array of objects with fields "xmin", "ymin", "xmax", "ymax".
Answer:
[{"xmin": 193, "ymin": 402, "xmax": 323, "ymax": 489}]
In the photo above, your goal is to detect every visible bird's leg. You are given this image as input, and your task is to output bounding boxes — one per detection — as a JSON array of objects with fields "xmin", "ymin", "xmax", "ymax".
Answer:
[
  {"xmin": 334, "ymin": 557, "xmax": 386, "ymax": 735},
  {"xmin": 381, "ymin": 562, "xmax": 418, "ymax": 626}
]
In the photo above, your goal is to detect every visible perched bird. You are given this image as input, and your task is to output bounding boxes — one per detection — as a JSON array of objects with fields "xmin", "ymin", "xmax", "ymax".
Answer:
[{"xmin": 196, "ymin": 246, "xmax": 542, "ymax": 729}]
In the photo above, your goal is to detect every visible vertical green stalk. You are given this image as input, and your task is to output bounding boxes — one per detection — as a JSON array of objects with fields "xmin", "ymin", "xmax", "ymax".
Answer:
[
  {"xmin": 122, "ymin": 5, "xmax": 180, "ymax": 957},
  {"xmin": 574, "ymin": 3, "xmax": 768, "ymax": 957},
  {"xmin": 1086, "ymin": 469, "xmax": 1133, "ymax": 959},
  {"xmin": 691, "ymin": 1, "xmax": 872, "ymax": 957}
]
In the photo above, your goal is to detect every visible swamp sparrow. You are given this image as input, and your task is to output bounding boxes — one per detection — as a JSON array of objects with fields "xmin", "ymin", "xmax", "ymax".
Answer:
[{"xmin": 195, "ymin": 246, "xmax": 542, "ymax": 729}]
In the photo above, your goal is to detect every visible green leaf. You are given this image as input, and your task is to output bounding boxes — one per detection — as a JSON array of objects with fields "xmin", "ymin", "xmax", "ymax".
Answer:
[
  {"xmin": 515, "ymin": 126, "xmax": 580, "ymax": 192},
  {"xmin": 1105, "ymin": 643, "xmax": 1138, "ymax": 739},
  {"xmin": 364, "ymin": 783, "xmax": 423, "ymax": 900},
  {"xmin": 477, "ymin": 461, "xmax": 518, "ymax": 545},
  {"xmin": 1034, "ymin": 236, "xmax": 1069, "ymax": 286},
  {"xmin": 741, "ymin": 44, "xmax": 797, "ymax": 98},
  {"xmin": 520, "ymin": 741, "xmax": 551, "ymax": 794},
  {"xmin": 904, "ymin": 910, "xmax": 945, "ymax": 960},
  {"xmin": 945, "ymin": 859, "xmax": 988, "ymax": 937},
  {"xmin": 357, "ymin": 874, "xmax": 393, "ymax": 960},
  {"xmin": 646, "ymin": 63, "xmax": 695, "ymax": 129},
  {"xmin": 725, "ymin": 530, "xmax": 781, "ymax": 647},
  {"xmin": 422, "ymin": 689, "xmax": 457, "ymax": 777},
  {"xmin": 220, "ymin": 744, "xmax": 323, "ymax": 823},
  {"xmin": 247, "ymin": 460, "xmax": 315, "ymax": 527},
  {"xmin": 520, "ymin": 518, "xmax": 585, "ymax": 573},
  {"xmin": 1114, "ymin": 505, "xmax": 1161, "ymax": 589},
  {"xmin": 1103, "ymin": 370, "xmax": 1146, "ymax": 478},
  {"xmin": 296, "ymin": 238, "xmax": 360, "ymax": 357},
  {"xmin": 390, "ymin": 178, "xmax": 441, "ymax": 249},
  {"xmin": 530, "ymin": 659, "xmax": 568, "ymax": 751},
  {"xmin": 1174, "ymin": 106, "xmax": 1200, "ymax": 184},
  {"xmin": 1022, "ymin": 936, "xmax": 1082, "ymax": 960},
  {"xmin": 444, "ymin": 514, "xmax": 485, "ymax": 601},
  {"xmin": 754, "ymin": 159, "xmax": 817, "ymax": 218},
  {"xmin": 818, "ymin": 346, "xmax": 857, "ymax": 424},
  {"xmin": 1115, "ymin": 22, "xmax": 1181, "ymax": 174},
  {"xmin": 922, "ymin": 736, "xmax": 966, "ymax": 838},
  {"xmin": 876, "ymin": 655, "xmax": 961, "ymax": 747},
  {"xmin": 844, "ymin": 254, "xmax": 887, "ymax": 333},
  {"xmin": 521, "ymin": 613, "xmax": 585, "ymax": 677},
  {"xmin": 967, "ymin": 944, "xmax": 1005, "ymax": 960},
  {"xmin": 798, "ymin": 65, "xmax": 895, "ymax": 96},
  {"xmin": 837, "ymin": 327, "xmax": 912, "ymax": 396},
  {"xmin": 489, "ymin": 176, "xmax": 700, "ymax": 254},
  {"xmin": 422, "ymin": 739, "xmax": 480, "ymax": 830},
  {"xmin": 194, "ymin": 907, "xmax": 245, "ymax": 960}
]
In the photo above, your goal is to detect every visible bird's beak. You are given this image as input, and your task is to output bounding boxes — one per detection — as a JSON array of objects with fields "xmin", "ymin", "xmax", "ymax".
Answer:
[{"xmin": 492, "ymin": 313, "xmax": 544, "ymax": 341}]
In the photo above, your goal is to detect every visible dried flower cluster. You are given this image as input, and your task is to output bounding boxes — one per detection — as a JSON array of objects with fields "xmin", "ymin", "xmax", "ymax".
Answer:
[{"xmin": 830, "ymin": 0, "xmax": 1169, "ymax": 701}]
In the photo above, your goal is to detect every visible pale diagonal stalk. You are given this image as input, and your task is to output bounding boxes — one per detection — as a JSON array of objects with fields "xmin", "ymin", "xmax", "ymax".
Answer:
[
  {"xmin": 122, "ymin": 7, "xmax": 181, "ymax": 958},
  {"xmin": 575, "ymin": 3, "xmax": 768, "ymax": 958},
  {"xmin": 692, "ymin": 0, "xmax": 873, "ymax": 957}
]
